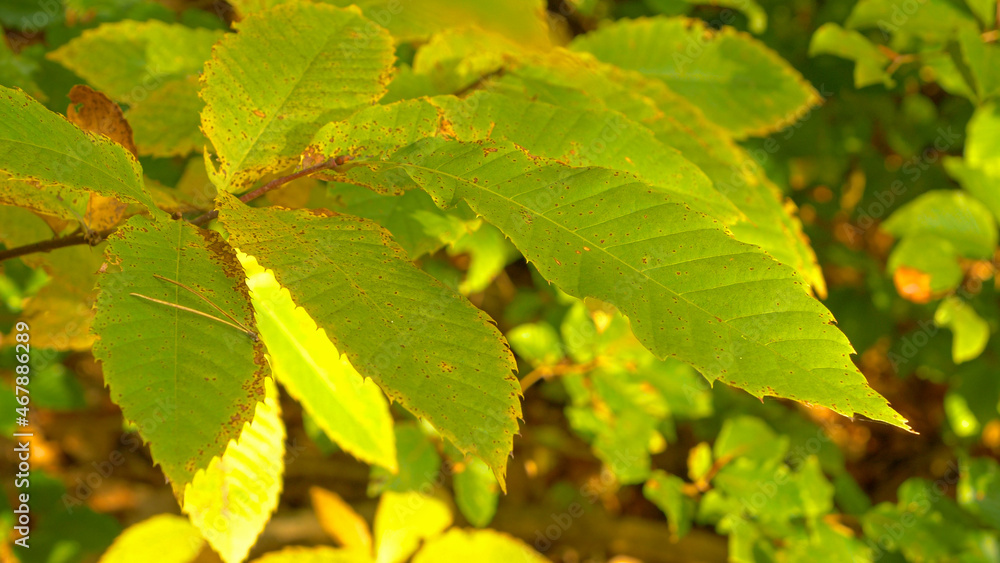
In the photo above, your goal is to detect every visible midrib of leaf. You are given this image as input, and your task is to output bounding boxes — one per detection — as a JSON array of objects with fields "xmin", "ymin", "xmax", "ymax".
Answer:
[
  {"xmin": 356, "ymin": 158, "xmax": 846, "ymax": 365},
  {"xmin": 172, "ymin": 226, "xmax": 182, "ymax": 414}
]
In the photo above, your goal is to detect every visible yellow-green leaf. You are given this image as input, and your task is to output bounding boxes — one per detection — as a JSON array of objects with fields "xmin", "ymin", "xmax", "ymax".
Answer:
[{"xmin": 200, "ymin": 2, "xmax": 395, "ymax": 191}]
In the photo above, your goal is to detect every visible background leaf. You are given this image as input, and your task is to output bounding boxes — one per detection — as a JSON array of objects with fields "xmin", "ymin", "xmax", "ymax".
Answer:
[
  {"xmin": 98, "ymin": 514, "xmax": 204, "ymax": 563},
  {"xmin": 411, "ymin": 528, "xmax": 548, "ymax": 562},
  {"xmin": 570, "ymin": 17, "xmax": 821, "ymax": 138},
  {"xmin": 373, "ymin": 491, "xmax": 452, "ymax": 563},
  {"xmin": 0, "ymin": 86, "xmax": 155, "ymax": 213}
]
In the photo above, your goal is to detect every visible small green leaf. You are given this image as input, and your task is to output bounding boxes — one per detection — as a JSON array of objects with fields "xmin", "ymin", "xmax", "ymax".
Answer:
[
  {"xmin": 47, "ymin": 20, "xmax": 222, "ymax": 102},
  {"xmin": 369, "ymin": 423, "xmax": 442, "ymax": 495},
  {"xmin": 714, "ymin": 416, "xmax": 787, "ymax": 467},
  {"xmin": 98, "ymin": 514, "xmax": 203, "ymax": 563},
  {"xmin": 93, "ymin": 215, "xmax": 266, "ymax": 492},
  {"xmin": 847, "ymin": 0, "xmax": 979, "ymax": 40},
  {"xmin": 411, "ymin": 529, "xmax": 548, "ymax": 562},
  {"xmin": 681, "ymin": 0, "xmax": 767, "ymax": 33},
  {"xmin": 882, "ymin": 190, "xmax": 998, "ymax": 259},
  {"xmin": 183, "ymin": 378, "xmax": 284, "ymax": 563},
  {"xmin": 507, "ymin": 323, "xmax": 564, "ymax": 367},
  {"xmin": 964, "ymin": 0, "xmax": 997, "ymax": 26},
  {"xmin": 327, "ymin": 184, "xmax": 476, "ymax": 259},
  {"xmin": 958, "ymin": 456, "xmax": 1000, "ymax": 528},
  {"xmin": 945, "ymin": 392, "xmax": 981, "ymax": 437},
  {"xmin": 887, "ymin": 234, "xmax": 964, "ymax": 294},
  {"xmin": 809, "ymin": 23, "xmax": 894, "ymax": 88},
  {"xmin": 688, "ymin": 442, "xmax": 713, "ymax": 482},
  {"xmin": 946, "ymin": 103, "xmax": 1000, "ymax": 223},
  {"xmin": 570, "ymin": 17, "xmax": 821, "ymax": 138},
  {"xmin": 958, "ymin": 29, "xmax": 1000, "ymax": 100},
  {"xmin": 200, "ymin": 2, "xmax": 395, "ymax": 191},
  {"xmin": 935, "ymin": 297, "xmax": 990, "ymax": 364},
  {"xmin": 644, "ymin": 470, "xmax": 695, "ymax": 539},
  {"xmin": 373, "ymin": 491, "xmax": 452, "ymax": 563},
  {"xmin": 965, "ymin": 102, "xmax": 1000, "ymax": 171},
  {"xmin": 453, "ymin": 455, "xmax": 500, "ymax": 528},
  {"xmin": 241, "ymin": 253, "xmax": 396, "ymax": 471},
  {"xmin": 448, "ymin": 223, "xmax": 520, "ymax": 295}
]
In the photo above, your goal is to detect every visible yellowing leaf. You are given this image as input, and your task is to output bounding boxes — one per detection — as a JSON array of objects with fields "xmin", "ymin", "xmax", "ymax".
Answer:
[
  {"xmin": 98, "ymin": 514, "xmax": 204, "ymax": 563},
  {"xmin": 310, "ymin": 486, "xmax": 373, "ymax": 552},
  {"xmin": 241, "ymin": 253, "xmax": 396, "ymax": 470},
  {"xmin": 935, "ymin": 297, "xmax": 991, "ymax": 364},
  {"xmin": 48, "ymin": 21, "xmax": 222, "ymax": 102},
  {"xmin": 373, "ymin": 491, "xmax": 452, "ymax": 563},
  {"xmin": 317, "ymin": 0, "xmax": 550, "ymax": 48},
  {"xmin": 411, "ymin": 528, "xmax": 547, "ymax": 563},
  {"xmin": 183, "ymin": 378, "xmax": 284, "ymax": 563},
  {"xmin": 18, "ymin": 244, "xmax": 103, "ymax": 350},
  {"xmin": 252, "ymin": 546, "xmax": 374, "ymax": 563},
  {"xmin": 809, "ymin": 23, "xmax": 894, "ymax": 88}
]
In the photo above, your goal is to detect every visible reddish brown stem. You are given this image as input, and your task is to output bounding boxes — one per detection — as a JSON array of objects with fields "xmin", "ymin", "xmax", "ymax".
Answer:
[
  {"xmin": 0, "ymin": 228, "xmax": 115, "ymax": 262},
  {"xmin": 1, "ymin": 156, "xmax": 351, "ymax": 262}
]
